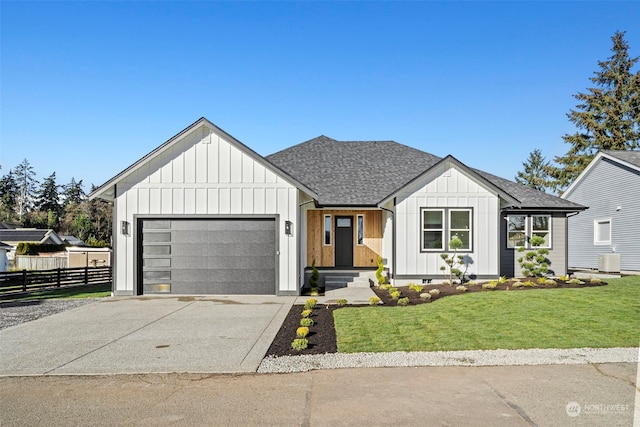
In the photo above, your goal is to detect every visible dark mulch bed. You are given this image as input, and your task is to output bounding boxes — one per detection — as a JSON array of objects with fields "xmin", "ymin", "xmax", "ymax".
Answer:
[{"xmin": 265, "ymin": 279, "xmax": 607, "ymax": 358}]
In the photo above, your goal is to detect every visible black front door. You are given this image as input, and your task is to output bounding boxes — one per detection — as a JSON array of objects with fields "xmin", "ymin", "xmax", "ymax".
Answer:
[{"xmin": 335, "ymin": 216, "xmax": 353, "ymax": 267}]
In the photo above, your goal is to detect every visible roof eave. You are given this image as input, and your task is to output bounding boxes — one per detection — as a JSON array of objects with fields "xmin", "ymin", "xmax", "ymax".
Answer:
[{"xmin": 88, "ymin": 117, "xmax": 319, "ymax": 201}]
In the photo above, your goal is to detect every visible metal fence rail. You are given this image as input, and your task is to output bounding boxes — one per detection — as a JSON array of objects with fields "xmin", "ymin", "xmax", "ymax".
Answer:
[{"xmin": 0, "ymin": 266, "xmax": 112, "ymax": 295}]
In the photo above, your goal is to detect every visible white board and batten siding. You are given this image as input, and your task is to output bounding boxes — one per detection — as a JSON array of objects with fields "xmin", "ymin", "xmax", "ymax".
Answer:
[
  {"xmin": 394, "ymin": 164, "xmax": 500, "ymax": 280},
  {"xmin": 564, "ymin": 157, "xmax": 640, "ymax": 271},
  {"xmin": 114, "ymin": 124, "xmax": 300, "ymax": 294}
]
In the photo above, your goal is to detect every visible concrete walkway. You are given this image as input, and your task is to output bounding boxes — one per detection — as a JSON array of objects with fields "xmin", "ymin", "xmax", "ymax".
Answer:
[{"xmin": 0, "ymin": 295, "xmax": 295, "ymax": 375}]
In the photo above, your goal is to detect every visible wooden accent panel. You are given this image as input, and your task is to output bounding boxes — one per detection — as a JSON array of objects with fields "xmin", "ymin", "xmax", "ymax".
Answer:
[{"xmin": 306, "ymin": 209, "xmax": 382, "ymax": 267}]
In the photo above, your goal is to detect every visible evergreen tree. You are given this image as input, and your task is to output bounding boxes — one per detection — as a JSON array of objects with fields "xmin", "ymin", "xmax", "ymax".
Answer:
[
  {"xmin": 61, "ymin": 177, "xmax": 85, "ymax": 207},
  {"xmin": 515, "ymin": 149, "xmax": 552, "ymax": 192},
  {"xmin": 35, "ymin": 172, "xmax": 61, "ymax": 217},
  {"xmin": 550, "ymin": 31, "xmax": 640, "ymax": 193},
  {"xmin": 12, "ymin": 159, "xmax": 38, "ymax": 223},
  {"xmin": 0, "ymin": 170, "xmax": 19, "ymax": 223}
]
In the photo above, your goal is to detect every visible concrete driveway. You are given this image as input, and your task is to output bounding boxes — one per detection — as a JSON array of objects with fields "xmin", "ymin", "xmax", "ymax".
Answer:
[{"xmin": 0, "ymin": 295, "xmax": 295, "ymax": 375}]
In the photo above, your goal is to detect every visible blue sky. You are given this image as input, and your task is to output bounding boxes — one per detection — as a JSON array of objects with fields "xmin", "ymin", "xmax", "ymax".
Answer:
[{"xmin": 1, "ymin": 1, "xmax": 639, "ymax": 192}]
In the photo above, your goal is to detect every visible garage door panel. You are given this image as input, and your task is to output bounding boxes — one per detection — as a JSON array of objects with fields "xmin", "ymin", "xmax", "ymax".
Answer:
[{"xmin": 141, "ymin": 218, "xmax": 276, "ymax": 295}]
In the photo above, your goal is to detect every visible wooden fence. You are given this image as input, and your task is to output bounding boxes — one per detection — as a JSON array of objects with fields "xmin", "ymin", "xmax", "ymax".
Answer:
[
  {"xmin": 0, "ymin": 266, "xmax": 112, "ymax": 296},
  {"xmin": 15, "ymin": 255, "xmax": 68, "ymax": 270}
]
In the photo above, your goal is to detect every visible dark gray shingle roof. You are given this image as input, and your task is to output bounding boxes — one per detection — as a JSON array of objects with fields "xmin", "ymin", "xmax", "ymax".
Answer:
[
  {"xmin": 602, "ymin": 150, "xmax": 640, "ymax": 168},
  {"xmin": 267, "ymin": 136, "xmax": 441, "ymax": 206},
  {"xmin": 268, "ymin": 136, "xmax": 585, "ymax": 211},
  {"xmin": 0, "ymin": 229, "xmax": 51, "ymax": 243}
]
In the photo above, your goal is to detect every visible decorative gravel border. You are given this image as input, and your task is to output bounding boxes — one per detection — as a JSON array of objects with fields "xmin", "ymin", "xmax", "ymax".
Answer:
[{"xmin": 258, "ymin": 347, "xmax": 639, "ymax": 373}]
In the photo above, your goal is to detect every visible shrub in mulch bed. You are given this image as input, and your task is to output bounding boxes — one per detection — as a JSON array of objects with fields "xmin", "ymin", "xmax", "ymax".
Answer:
[
  {"xmin": 264, "ymin": 279, "xmax": 608, "ymax": 357},
  {"xmin": 372, "ymin": 279, "xmax": 607, "ymax": 306}
]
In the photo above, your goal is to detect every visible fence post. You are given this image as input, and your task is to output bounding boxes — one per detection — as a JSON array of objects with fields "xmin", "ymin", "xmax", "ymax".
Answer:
[
  {"xmin": 22, "ymin": 269, "xmax": 27, "ymax": 292},
  {"xmin": 57, "ymin": 268, "xmax": 61, "ymax": 288},
  {"xmin": 85, "ymin": 266, "xmax": 89, "ymax": 284}
]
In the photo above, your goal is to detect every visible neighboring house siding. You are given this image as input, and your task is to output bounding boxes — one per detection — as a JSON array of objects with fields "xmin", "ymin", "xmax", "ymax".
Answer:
[
  {"xmin": 113, "ymin": 124, "xmax": 300, "ymax": 295},
  {"xmin": 500, "ymin": 213, "xmax": 567, "ymax": 277},
  {"xmin": 565, "ymin": 157, "xmax": 640, "ymax": 271},
  {"xmin": 395, "ymin": 165, "xmax": 500, "ymax": 279}
]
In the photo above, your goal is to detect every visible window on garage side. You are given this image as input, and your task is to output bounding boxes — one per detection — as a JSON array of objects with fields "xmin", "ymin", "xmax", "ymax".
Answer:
[
  {"xmin": 594, "ymin": 219, "xmax": 611, "ymax": 245},
  {"xmin": 324, "ymin": 214, "xmax": 331, "ymax": 246}
]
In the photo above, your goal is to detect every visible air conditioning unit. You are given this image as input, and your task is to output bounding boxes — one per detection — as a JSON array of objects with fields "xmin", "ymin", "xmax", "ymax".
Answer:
[{"xmin": 598, "ymin": 254, "xmax": 621, "ymax": 273}]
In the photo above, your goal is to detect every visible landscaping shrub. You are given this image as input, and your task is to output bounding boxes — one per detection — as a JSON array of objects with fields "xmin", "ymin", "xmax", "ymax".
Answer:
[
  {"xmin": 291, "ymin": 338, "xmax": 308, "ymax": 351},
  {"xmin": 336, "ymin": 299, "xmax": 347, "ymax": 307},
  {"xmin": 456, "ymin": 285, "xmax": 467, "ymax": 292},
  {"xmin": 300, "ymin": 317, "xmax": 314, "ymax": 327},
  {"xmin": 397, "ymin": 297, "xmax": 409, "ymax": 306},
  {"xmin": 369, "ymin": 297, "xmax": 381, "ymax": 306},
  {"xmin": 301, "ymin": 309, "xmax": 313, "ymax": 318},
  {"xmin": 482, "ymin": 283, "xmax": 497, "ymax": 290},
  {"xmin": 439, "ymin": 236, "xmax": 464, "ymax": 285},
  {"xmin": 296, "ymin": 327, "xmax": 310, "ymax": 338},
  {"xmin": 376, "ymin": 256, "xmax": 386, "ymax": 286},
  {"xmin": 419, "ymin": 293, "xmax": 432, "ymax": 301},
  {"xmin": 304, "ymin": 298, "xmax": 318, "ymax": 309},
  {"xmin": 429, "ymin": 289, "xmax": 441, "ymax": 295},
  {"xmin": 517, "ymin": 235, "xmax": 550, "ymax": 277},
  {"xmin": 408, "ymin": 283, "xmax": 424, "ymax": 293},
  {"xmin": 390, "ymin": 290, "xmax": 401, "ymax": 300}
]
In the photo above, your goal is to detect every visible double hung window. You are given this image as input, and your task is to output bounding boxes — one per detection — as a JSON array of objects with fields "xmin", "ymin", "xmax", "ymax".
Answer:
[
  {"xmin": 507, "ymin": 214, "xmax": 551, "ymax": 248},
  {"xmin": 421, "ymin": 208, "xmax": 472, "ymax": 251}
]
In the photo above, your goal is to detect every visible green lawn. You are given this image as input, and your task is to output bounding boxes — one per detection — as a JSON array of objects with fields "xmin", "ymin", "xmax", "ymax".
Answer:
[
  {"xmin": 0, "ymin": 283, "xmax": 112, "ymax": 302},
  {"xmin": 333, "ymin": 276, "xmax": 640, "ymax": 353}
]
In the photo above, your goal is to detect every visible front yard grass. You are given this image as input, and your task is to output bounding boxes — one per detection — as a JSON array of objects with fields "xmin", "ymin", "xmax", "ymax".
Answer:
[{"xmin": 333, "ymin": 276, "xmax": 640, "ymax": 353}]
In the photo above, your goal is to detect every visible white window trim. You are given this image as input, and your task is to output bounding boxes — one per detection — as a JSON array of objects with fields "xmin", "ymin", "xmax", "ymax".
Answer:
[
  {"xmin": 421, "ymin": 208, "xmax": 444, "ymax": 251},
  {"xmin": 507, "ymin": 214, "xmax": 527, "ymax": 249},
  {"xmin": 323, "ymin": 214, "xmax": 331, "ymax": 246},
  {"xmin": 532, "ymin": 214, "xmax": 551, "ymax": 249},
  {"xmin": 356, "ymin": 214, "xmax": 365, "ymax": 246},
  {"xmin": 593, "ymin": 218, "xmax": 611, "ymax": 245},
  {"xmin": 507, "ymin": 214, "xmax": 552, "ymax": 249},
  {"xmin": 449, "ymin": 208, "xmax": 472, "ymax": 251}
]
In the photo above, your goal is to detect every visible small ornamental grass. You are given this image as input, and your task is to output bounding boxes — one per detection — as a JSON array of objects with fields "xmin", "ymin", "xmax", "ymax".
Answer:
[
  {"xmin": 397, "ymin": 297, "xmax": 410, "ymax": 306},
  {"xmin": 369, "ymin": 296, "xmax": 381, "ymax": 306},
  {"xmin": 408, "ymin": 283, "xmax": 424, "ymax": 293},
  {"xmin": 304, "ymin": 298, "xmax": 318, "ymax": 309},
  {"xmin": 419, "ymin": 293, "xmax": 432, "ymax": 301},
  {"xmin": 590, "ymin": 278, "xmax": 602, "ymax": 284},
  {"xmin": 296, "ymin": 326, "xmax": 310, "ymax": 338},
  {"xmin": 300, "ymin": 317, "xmax": 314, "ymax": 327},
  {"xmin": 567, "ymin": 278, "xmax": 585, "ymax": 285},
  {"xmin": 482, "ymin": 283, "xmax": 497, "ymax": 290},
  {"xmin": 291, "ymin": 338, "xmax": 308, "ymax": 351},
  {"xmin": 301, "ymin": 309, "xmax": 313, "ymax": 318},
  {"xmin": 336, "ymin": 298, "xmax": 348, "ymax": 307},
  {"xmin": 429, "ymin": 289, "xmax": 441, "ymax": 296},
  {"xmin": 390, "ymin": 290, "xmax": 402, "ymax": 300},
  {"xmin": 456, "ymin": 285, "xmax": 468, "ymax": 292}
]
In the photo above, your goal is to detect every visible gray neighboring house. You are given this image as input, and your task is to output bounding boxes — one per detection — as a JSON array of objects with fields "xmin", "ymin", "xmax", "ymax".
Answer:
[
  {"xmin": 561, "ymin": 150, "xmax": 640, "ymax": 272},
  {"xmin": 0, "ymin": 229, "xmax": 64, "ymax": 260},
  {"xmin": 91, "ymin": 118, "xmax": 586, "ymax": 296}
]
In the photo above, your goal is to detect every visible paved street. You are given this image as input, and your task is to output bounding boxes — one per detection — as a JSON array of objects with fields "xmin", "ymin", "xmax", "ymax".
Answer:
[{"xmin": 1, "ymin": 363, "xmax": 637, "ymax": 426}]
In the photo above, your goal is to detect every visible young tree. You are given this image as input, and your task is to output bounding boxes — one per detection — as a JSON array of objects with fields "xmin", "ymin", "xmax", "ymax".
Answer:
[
  {"xmin": 549, "ymin": 31, "xmax": 640, "ymax": 193},
  {"xmin": 515, "ymin": 149, "xmax": 552, "ymax": 192}
]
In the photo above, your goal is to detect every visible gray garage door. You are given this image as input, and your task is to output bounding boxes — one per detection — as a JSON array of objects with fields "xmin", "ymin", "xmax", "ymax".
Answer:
[{"xmin": 140, "ymin": 218, "xmax": 276, "ymax": 295}]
